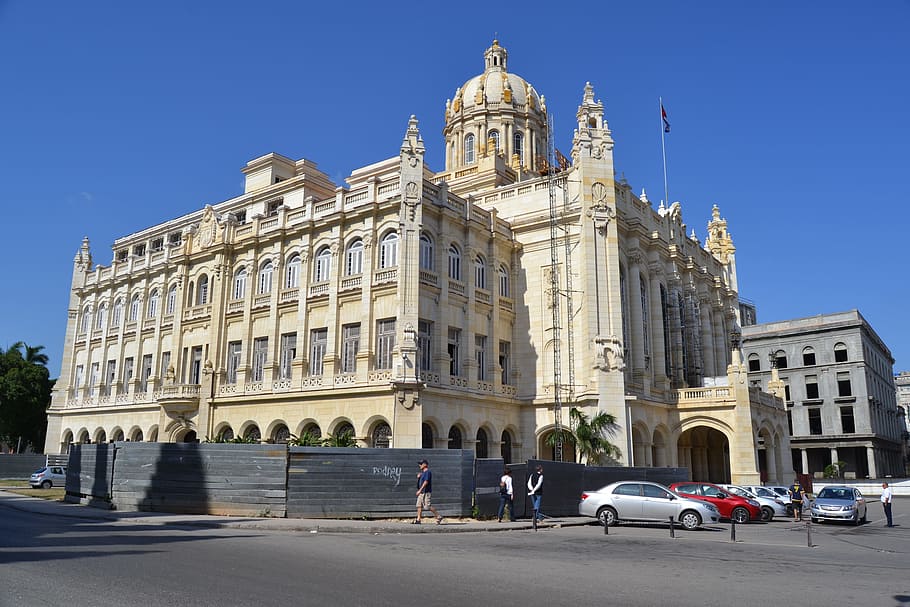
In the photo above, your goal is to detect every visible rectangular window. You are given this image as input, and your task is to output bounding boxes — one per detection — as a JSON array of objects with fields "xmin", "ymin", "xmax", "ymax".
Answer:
[
  {"xmin": 133, "ymin": 244, "xmax": 146, "ymax": 257},
  {"xmin": 88, "ymin": 362, "xmax": 99, "ymax": 397},
  {"xmin": 309, "ymin": 329, "xmax": 327, "ymax": 376},
  {"xmin": 105, "ymin": 360, "xmax": 116, "ymax": 396},
  {"xmin": 840, "ymin": 406, "xmax": 855, "ymax": 434},
  {"xmin": 151, "ymin": 237, "xmax": 164, "ymax": 252},
  {"xmin": 837, "ymin": 371, "xmax": 852, "ymax": 397},
  {"xmin": 784, "ymin": 381, "xmax": 791, "ymax": 402},
  {"xmin": 805, "ymin": 375, "xmax": 819, "ymax": 400},
  {"xmin": 418, "ymin": 320, "xmax": 432, "ymax": 373},
  {"xmin": 226, "ymin": 341, "xmax": 241, "ymax": 384},
  {"xmin": 123, "ymin": 357, "xmax": 134, "ymax": 393},
  {"xmin": 168, "ymin": 231, "xmax": 182, "ymax": 245},
  {"xmin": 341, "ymin": 324, "xmax": 360, "ymax": 374},
  {"xmin": 160, "ymin": 351, "xmax": 171, "ymax": 381},
  {"xmin": 448, "ymin": 327, "xmax": 461, "ymax": 377},
  {"xmin": 280, "ymin": 333, "xmax": 297, "ymax": 380},
  {"xmin": 787, "ymin": 410, "xmax": 793, "ymax": 436},
  {"xmin": 140, "ymin": 354, "xmax": 153, "ymax": 392},
  {"xmin": 190, "ymin": 346, "xmax": 203, "ymax": 384},
  {"xmin": 74, "ymin": 364, "xmax": 84, "ymax": 391},
  {"xmin": 376, "ymin": 319, "xmax": 396, "ymax": 370},
  {"xmin": 499, "ymin": 341, "xmax": 511, "ymax": 385},
  {"xmin": 252, "ymin": 338, "xmax": 268, "ymax": 382},
  {"xmin": 808, "ymin": 408, "xmax": 823, "ymax": 435},
  {"xmin": 475, "ymin": 335, "xmax": 487, "ymax": 380}
]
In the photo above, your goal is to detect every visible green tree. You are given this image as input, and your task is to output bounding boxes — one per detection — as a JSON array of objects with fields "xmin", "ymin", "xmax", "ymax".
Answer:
[
  {"xmin": 546, "ymin": 407, "xmax": 622, "ymax": 465},
  {"xmin": 0, "ymin": 342, "xmax": 54, "ymax": 453},
  {"xmin": 322, "ymin": 429, "xmax": 358, "ymax": 448}
]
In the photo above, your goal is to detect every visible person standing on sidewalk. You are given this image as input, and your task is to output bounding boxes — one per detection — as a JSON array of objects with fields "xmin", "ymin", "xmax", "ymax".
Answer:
[
  {"xmin": 789, "ymin": 480, "xmax": 805, "ymax": 521},
  {"xmin": 497, "ymin": 467, "xmax": 515, "ymax": 522},
  {"xmin": 414, "ymin": 459, "xmax": 442, "ymax": 525},
  {"xmin": 527, "ymin": 464, "xmax": 544, "ymax": 520},
  {"xmin": 881, "ymin": 482, "xmax": 893, "ymax": 527}
]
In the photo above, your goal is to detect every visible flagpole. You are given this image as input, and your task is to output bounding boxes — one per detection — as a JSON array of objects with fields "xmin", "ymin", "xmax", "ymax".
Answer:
[{"xmin": 660, "ymin": 96, "xmax": 669, "ymax": 208}]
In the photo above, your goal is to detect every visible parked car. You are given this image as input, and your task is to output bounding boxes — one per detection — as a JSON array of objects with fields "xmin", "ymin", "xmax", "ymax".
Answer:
[
  {"xmin": 721, "ymin": 484, "xmax": 788, "ymax": 521},
  {"xmin": 669, "ymin": 482, "xmax": 762, "ymax": 523},
  {"xmin": 579, "ymin": 481, "xmax": 720, "ymax": 530},
  {"xmin": 810, "ymin": 486, "xmax": 867, "ymax": 525},
  {"xmin": 29, "ymin": 466, "xmax": 66, "ymax": 489}
]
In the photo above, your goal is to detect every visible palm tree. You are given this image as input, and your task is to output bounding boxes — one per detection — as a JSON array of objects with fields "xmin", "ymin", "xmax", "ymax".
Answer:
[
  {"xmin": 24, "ymin": 344, "xmax": 49, "ymax": 367},
  {"xmin": 546, "ymin": 407, "xmax": 622, "ymax": 465}
]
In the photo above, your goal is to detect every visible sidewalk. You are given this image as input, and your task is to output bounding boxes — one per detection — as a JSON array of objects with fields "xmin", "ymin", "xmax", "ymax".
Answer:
[{"xmin": 0, "ymin": 490, "xmax": 590, "ymax": 534}]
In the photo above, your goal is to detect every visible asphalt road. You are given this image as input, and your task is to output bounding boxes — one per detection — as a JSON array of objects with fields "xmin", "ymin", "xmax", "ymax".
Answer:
[{"xmin": 2, "ymin": 500, "xmax": 909, "ymax": 607}]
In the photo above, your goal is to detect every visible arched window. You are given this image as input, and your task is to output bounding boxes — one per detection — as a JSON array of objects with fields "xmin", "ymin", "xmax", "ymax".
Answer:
[
  {"xmin": 166, "ymin": 285, "xmax": 177, "ymax": 314},
  {"xmin": 285, "ymin": 254, "xmax": 301, "ymax": 289},
  {"xmin": 258, "ymin": 260, "xmax": 273, "ymax": 294},
  {"xmin": 448, "ymin": 244, "xmax": 462, "ymax": 280},
  {"xmin": 834, "ymin": 342, "xmax": 848, "ymax": 363},
  {"xmin": 802, "ymin": 346, "xmax": 816, "ymax": 366},
  {"xmin": 475, "ymin": 428, "xmax": 489, "ymax": 458},
  {"xmin": 422, "ymin": 423, "xmax": 434, "ymax": 449},
  {"xmin": 501, "ymin": 430, "xmax": 513, "ymax": 464},
  {"xmin": 80, "ymin": 306, "xmax": 92, "ymax": 333},
  {"xmin": 379, "ymin": 231, "xmax": 399, "ymax": 268},
  {"xmin": 498, "ymin": 264, "xmax": 510, "ymax": 297},
  {"xmin": 448, "ymin": 426, "xmax": 463, "ymax": 449},
  {"xmin": 95, "ymin": 303, "xmax": 107, "ymax": 330},
  {"xmin": 147, "ymin": 289, "xmax": 159, "ymax": 318},
  {"xmin": 112, "ymin": 298, "xmax": 123, "ymax": 328},
  {"xmin": 748, "ymin": 353, "xmax": 761, "ymax": 372},
  {"xmin": 513, "ymin": 132, "xmax": 524, "ymax": 163},
  {"xmin": 773, "ymin": 350, "xmax": 788, "ymax": 369},
  {"xmin": 474, "ymin": 254, "xmax": 486, "ymax": 289},
  {"xmin": 197, "ymin": 275, "xmax": 209, "ymax": 305},
  {"xmin": 464, "ymin": 133, "xmax": 475, "ymax": 164},
  {"xmin": 314, "ymin": 247, "xmax": 332, "ymax": 282},
  {"xmin": 419, "ymin": 233, "xmax": 434, "ymax": 271},
  {"xmin": 272, "ymin": 424, "xmax": 290, "ymax": 444},
  {"xmin": 372, "ymin": 422, "xmax": 391, "ymax": 448},
  {"xmin": 243, "ymin": 425, "xmax": 261, "ymax": 443},
  {"xmin": 488, "ymin": 129, "xmax": 500, "ymax": 153},
  {"xmin": 345, "ymin": 239, "xmax": 363, "ymax": 276},
  {"xmin": 129, "ymin": 295, "xmax": 140, "ymax": 322},
  {"xmin": 233, "ymin": 267, "xmax": 247, "ymax": 300}
]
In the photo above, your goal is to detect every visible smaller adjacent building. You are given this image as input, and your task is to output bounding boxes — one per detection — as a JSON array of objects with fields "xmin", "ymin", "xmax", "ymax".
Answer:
[
  {"xmin": 895, "ymin": 371, "xmax": 910, "ymax": 472},
  {"xmin": 742, "ymin": 310, "xmax": 902, "ymax": 479}
]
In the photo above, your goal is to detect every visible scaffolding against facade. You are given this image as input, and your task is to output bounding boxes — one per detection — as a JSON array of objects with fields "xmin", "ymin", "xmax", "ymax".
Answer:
[{"xmin": 545, "ymin": 114, "xmax": 576, "ymax": 462}]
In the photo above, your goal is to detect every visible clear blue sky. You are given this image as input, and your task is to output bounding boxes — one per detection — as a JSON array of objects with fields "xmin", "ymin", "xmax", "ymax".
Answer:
[{"xmin": 2, "ymin": 1, "xmax": 908, "ymax": 375}]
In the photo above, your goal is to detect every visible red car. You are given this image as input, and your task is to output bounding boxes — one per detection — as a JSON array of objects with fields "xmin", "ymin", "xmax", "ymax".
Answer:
[{"xmin": 669, "ymin": 482, "xmax": 762, "ymax": 523}]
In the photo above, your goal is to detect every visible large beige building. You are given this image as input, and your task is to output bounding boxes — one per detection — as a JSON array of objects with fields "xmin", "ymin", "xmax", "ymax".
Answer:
[{"xmin": 46, "ymin": 41, "xmax": 790, "ymax": 484}]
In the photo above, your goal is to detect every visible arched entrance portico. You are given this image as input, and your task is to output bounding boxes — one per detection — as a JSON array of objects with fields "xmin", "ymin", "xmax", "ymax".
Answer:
[{"xmin": 678, "ymin": 426, "xmax": 730, "ymax": 483}]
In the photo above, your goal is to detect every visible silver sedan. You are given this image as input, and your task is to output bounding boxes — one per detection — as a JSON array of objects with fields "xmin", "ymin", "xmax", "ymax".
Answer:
[
  {"xmin": 579, "ymin": 480, "xmax": 720, "ymax": 530},
  {"xmin": 810, "ymin": 486, "xmax": 867, "ymax": 525}
]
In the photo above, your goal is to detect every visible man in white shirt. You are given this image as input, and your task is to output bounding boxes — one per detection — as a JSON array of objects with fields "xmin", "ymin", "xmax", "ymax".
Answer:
[
  {"xmin": 881, "ymin": 482, "xmax": 893, "ymax": 527},
  {"xmin": 497, "ymin": 468, "xmax": 515, "ymax": 522}
]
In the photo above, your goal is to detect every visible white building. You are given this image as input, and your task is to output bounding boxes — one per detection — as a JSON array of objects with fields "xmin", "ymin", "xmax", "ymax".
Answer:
[{"xmin": 46, "ymin": 41, "xmax": 789, "ymax": 484}]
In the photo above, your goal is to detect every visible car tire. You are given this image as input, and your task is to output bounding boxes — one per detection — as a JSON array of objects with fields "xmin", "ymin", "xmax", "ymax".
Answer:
[
  {"xmin": 731, "ymin": 507, "xmax": 750, "ymax": 524},
  {"xmin": 760, "ymin": 507, "xmax": 774, "ymax": 522},
  {"xmin": 597, "ymin": 506, "xmax": 617, "ymax": 527},
  {"xmin": 811, "ymin": 517, "xmax": 818, "ymax": 523},
  {"xmin": 40, "ymin": 480, "xmax": 52, "ymax": 489},
  {"xmin": 680, "ymin": 510, "xmax": 702, "ymax": 530}
]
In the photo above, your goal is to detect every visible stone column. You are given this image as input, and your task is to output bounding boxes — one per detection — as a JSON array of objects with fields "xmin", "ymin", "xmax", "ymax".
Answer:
[
  {"xmin": 800, "ymin": 449, "xmax": 809, "ymax": 475},
  {"xmin": 628, "ymin": 252, "xmax": 645, "ymax": 384},
  {"xmin": 648, "ymin": 265, "xmax": 668, "ymax": 390},
  {"xmin": 866, "ymin": 446, "xmax": 877, "ymax": 479}
]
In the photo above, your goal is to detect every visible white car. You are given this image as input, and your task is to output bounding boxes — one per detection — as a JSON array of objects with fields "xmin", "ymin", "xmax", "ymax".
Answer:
[
  {"xmin": 742, "ymin": 485, "xmax": 793, "ymax": 515},
  {"xmin": 720, "ymin": 484, "xmax": 788, "ymax": 521},
  {"xmin": 579, "ymin": 480, "xmax": 720, "ymax": 530},
  {"xmin": 29, "ymin": 466, "xmax": 67, "ymax": 489}
]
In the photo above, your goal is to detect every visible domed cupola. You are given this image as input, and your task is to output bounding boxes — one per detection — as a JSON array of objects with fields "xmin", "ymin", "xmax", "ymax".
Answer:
[{"xmin": 443, "ymin": 40, "xmax": 548, "ymax": 175}]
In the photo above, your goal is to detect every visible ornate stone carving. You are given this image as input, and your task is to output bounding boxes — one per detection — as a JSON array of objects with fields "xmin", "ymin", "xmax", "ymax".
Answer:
[{"xmin": 595, "ymin": 334, "xmax": 625, "ymax": 372}]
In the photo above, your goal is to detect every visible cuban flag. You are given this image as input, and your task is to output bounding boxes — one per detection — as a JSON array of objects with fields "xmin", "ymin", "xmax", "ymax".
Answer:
[{"xmin": 661, "ymin": 104, "xmax": 671, "ymax": 133}]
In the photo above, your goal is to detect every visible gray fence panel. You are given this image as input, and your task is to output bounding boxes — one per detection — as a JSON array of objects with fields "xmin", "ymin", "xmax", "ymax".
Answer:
[
  {"xmin": 110, "ymin": 443, "xmax": 287, "ymax": 517},
  {"xmin": 66, "ymin": 444, "xmax": 115, "ymax": 501},
  {"xmin": 0, "ymin": 454, "xmax": 47, "ymax": 479},
  {"xmin": 287, "ymin": 448, "xmax": 473, "ymax": 519}
]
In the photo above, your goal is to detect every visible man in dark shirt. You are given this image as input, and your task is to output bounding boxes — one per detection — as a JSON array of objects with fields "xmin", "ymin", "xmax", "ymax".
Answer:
[{"xmin": 414, "ymin": 459, "xmax": 442, "ymax": 525}]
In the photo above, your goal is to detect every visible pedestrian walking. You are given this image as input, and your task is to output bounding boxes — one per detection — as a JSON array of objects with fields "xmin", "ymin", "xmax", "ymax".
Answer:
[
  {"xmin": 497, "ymin": 467, "xmax": 515, "ymax": 522},
  {"xmin": 789, "ymin": 479, "xmax": 805, "ymax": 521},
  {"xmin": 527, "ymin": 464, "xmax": 544, "ymax": 520},
  {"xmin": 413, "ymin": 459, "xmax": 442, "ymax": 525},
  {"xmin": 881, "ymin": 482, "xmax": 893, "ymax": 527}
]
